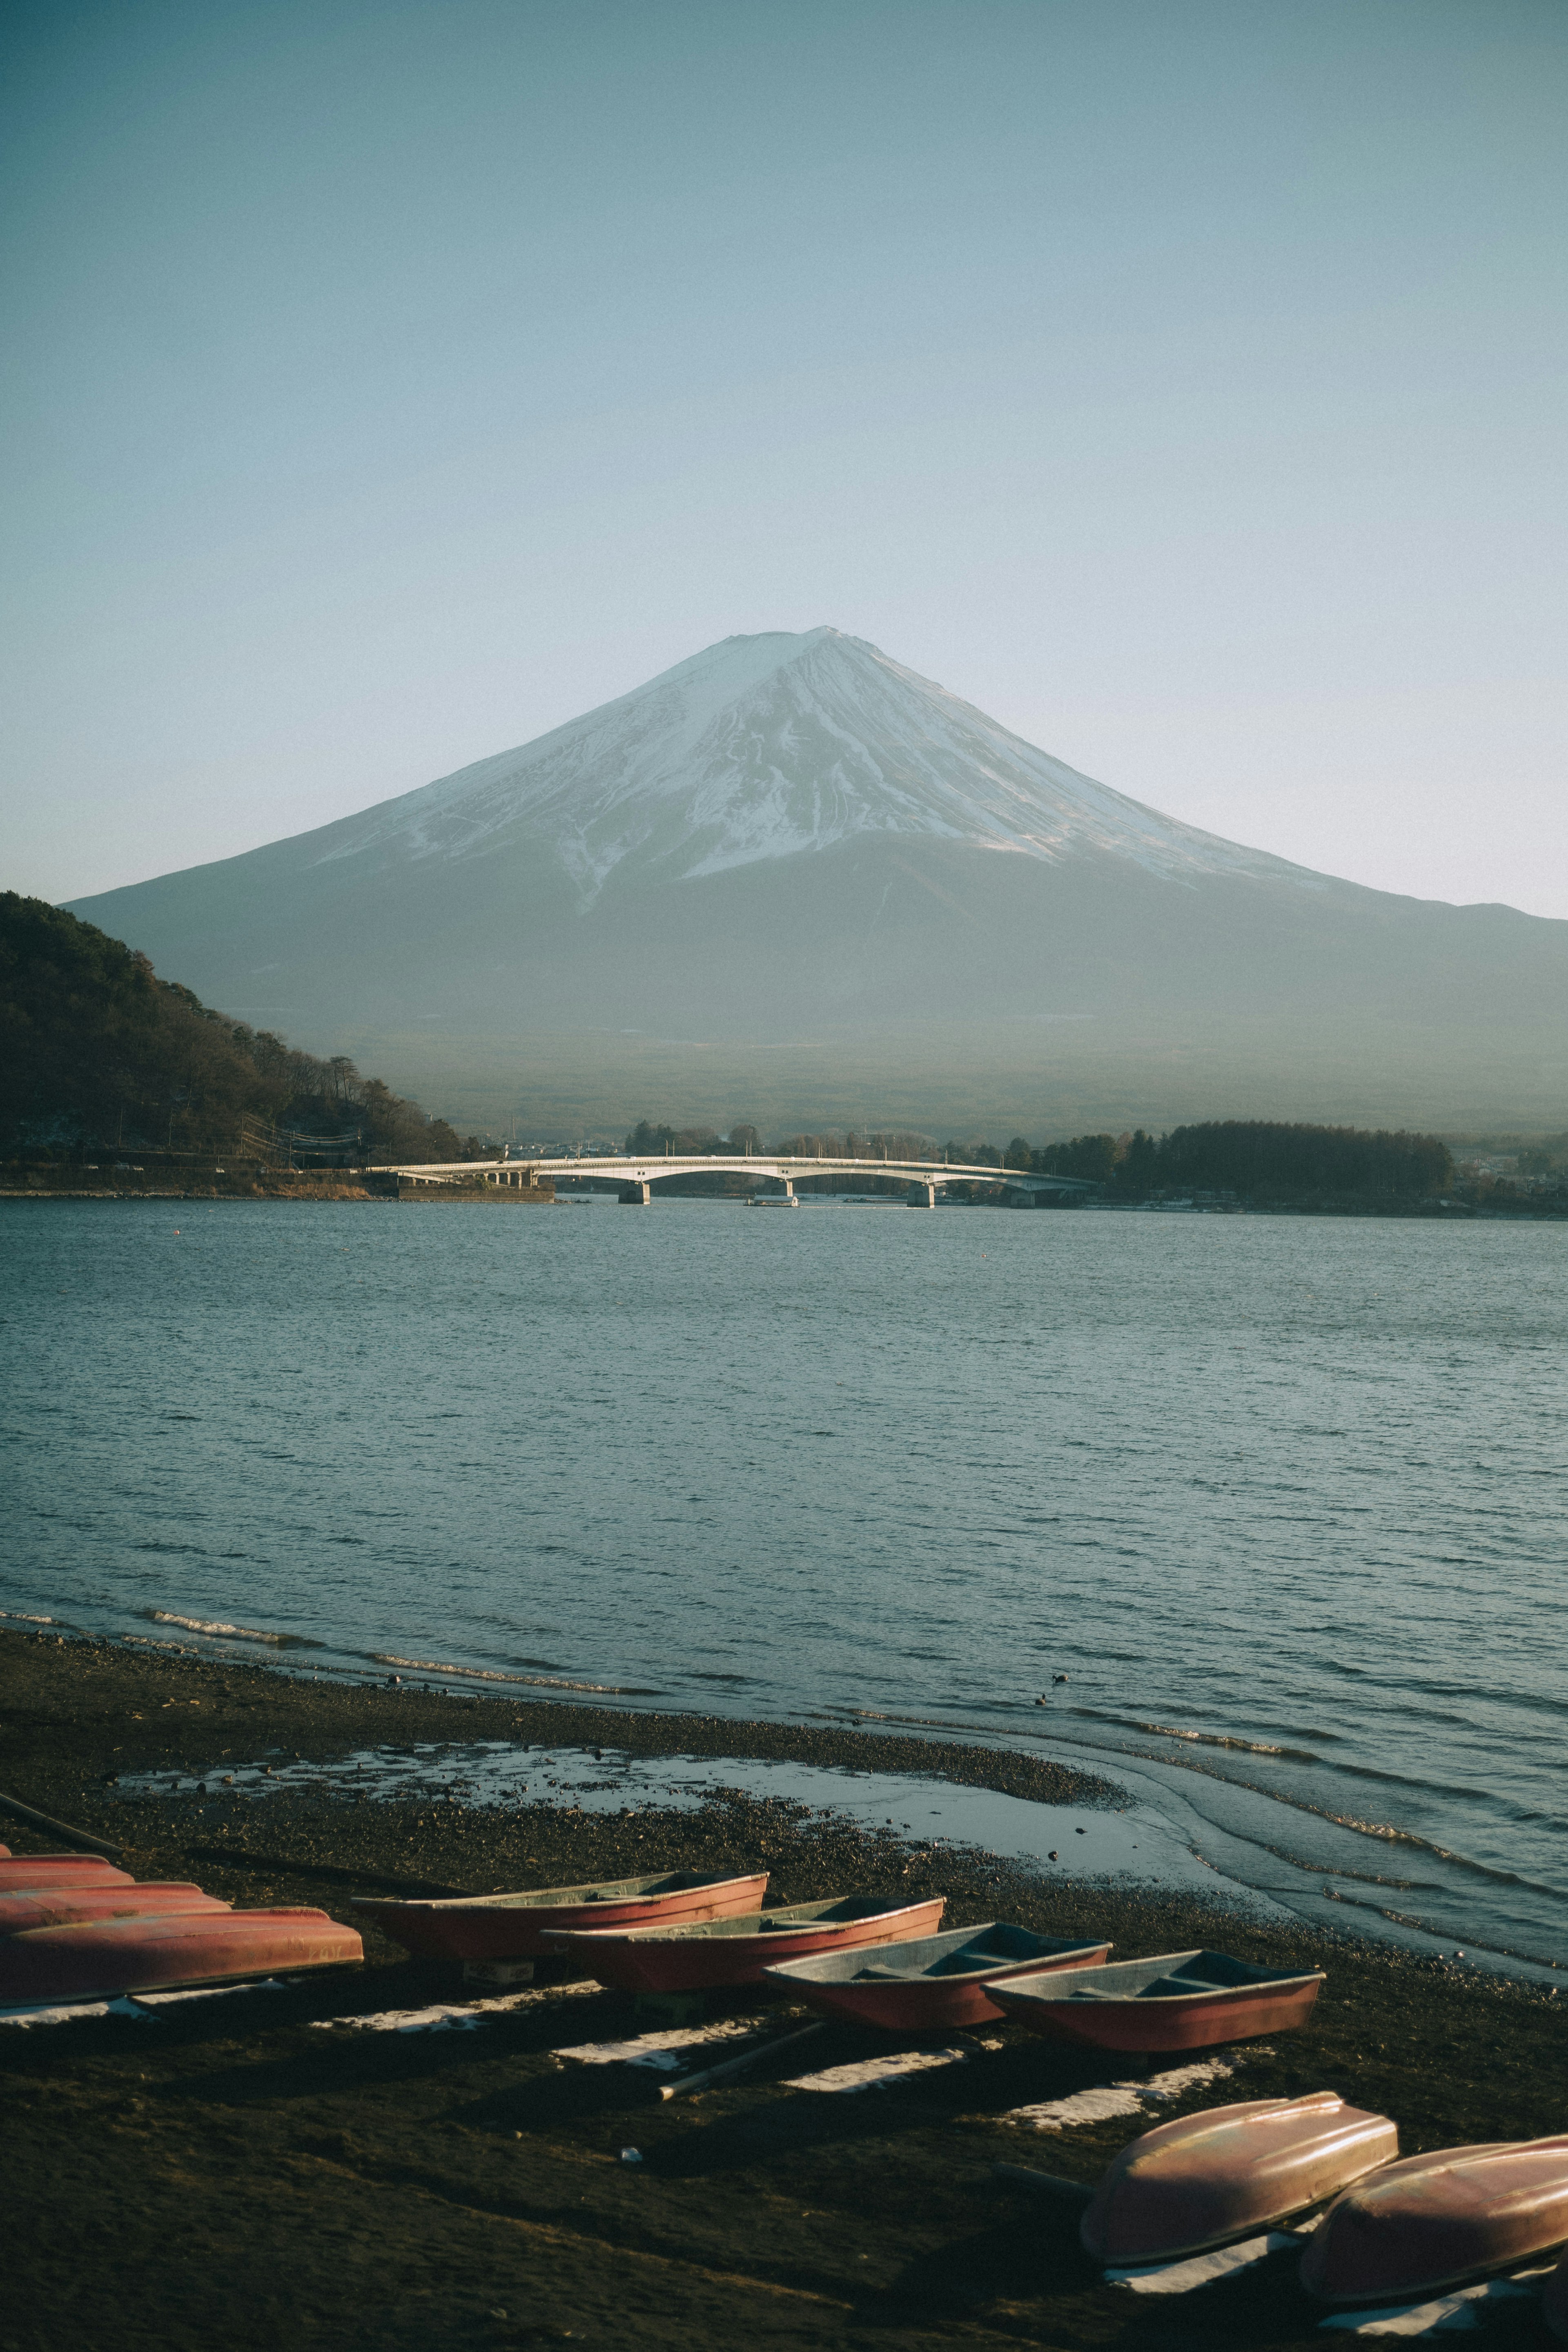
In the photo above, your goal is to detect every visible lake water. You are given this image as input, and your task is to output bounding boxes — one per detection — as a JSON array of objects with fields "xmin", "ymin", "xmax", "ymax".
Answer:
[{"xmin": 5, "ymin": 1197, "xmax": 1565, "ymax": 1972}]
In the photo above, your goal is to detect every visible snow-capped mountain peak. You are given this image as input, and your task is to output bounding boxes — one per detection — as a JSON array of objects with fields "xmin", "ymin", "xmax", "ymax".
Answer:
[{"xmin": 311, "ymin": 628, "xmax": 1308, "ymax": 902}]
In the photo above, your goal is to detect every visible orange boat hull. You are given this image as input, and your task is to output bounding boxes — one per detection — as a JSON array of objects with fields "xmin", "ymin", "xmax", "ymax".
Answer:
[
  {"xmin": 547, "ymin": 1898, "xmax": 946, "ymax": 1993},
  {"xmin": 0, "ymin": 1885, "xmax": 231, "ymax": 1934},
  {"xmin": 1082, "ymin": 2094, "xmax": 1399, "ymax": 2265},
  {"xmin": 356, "ymin": 1871, "xmax": 769, "ymax": 1962},
  {"xmin": 0, "ymin": 1909, "xmax": 363, "ymax": 2005},
  {"xmin": 1302, "ymin": 2135, "xmax": 1568, "ymax": 2305},
  {"xmin": 0, "ymin": 1857, "xmax": 133, "ymax": 1889}
]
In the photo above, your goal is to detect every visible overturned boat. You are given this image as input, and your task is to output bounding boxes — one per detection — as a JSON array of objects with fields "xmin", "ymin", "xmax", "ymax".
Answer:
[
  {"xmin": 0, "ymin": 1908, "xmax": 363, "ymax": 2006},
  {"xmin": 1301, "ymin": 2135, "xmax": 1568, "ymax": 2305},
  {"xmin": 1081, "ymin": 2093, "xmax": 1398, "ymax": 2265}
]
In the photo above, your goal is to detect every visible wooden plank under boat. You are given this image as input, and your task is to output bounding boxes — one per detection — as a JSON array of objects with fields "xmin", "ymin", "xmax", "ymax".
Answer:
[
  {"xmin": 352, "ymin": 1869, "xmax": 769, "ymax": 1962},
  {"xmin": 0, "ymin": 1856, "xmax": 134, "ymax": 1889},
  {"xmin": 1080, "ymin": 2093, "xmax": 1398, "ymax": 2264},
  {"xmin": 0, "ymin": 1909, "xmax": 363, "ymax": 2006},
  {"xmin": 1301, "ymin": 2135, "xmax": 1568, "ymax": 2305},
  {"xmin": 0, "ymin": 1885, "xmax": 231, "ymax": 1935},
  {"xmin": 986, "ymin": 1949, "xmax": 1324, "ymax": 2052},
  {"xmin": 544, "ymin": 1896, "xmax": 947, "ymax": 1993},
  {"xmin": 762, "ymin": 1920, "xmax": 1110, "ymax": 2031}
]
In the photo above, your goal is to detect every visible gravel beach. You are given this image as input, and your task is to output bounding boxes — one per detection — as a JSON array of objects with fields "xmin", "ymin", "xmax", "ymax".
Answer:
[{"xmin": 3, "ymin": 1626, "xmax": 1564, "ymax": 2352}]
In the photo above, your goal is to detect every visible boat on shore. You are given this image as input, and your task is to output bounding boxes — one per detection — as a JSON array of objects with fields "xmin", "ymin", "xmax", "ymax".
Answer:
[
  {"xmin": 0, "ymin": 1908, "xmax": 363, "ymax": 2006},
  {"xmin": 0, "ymin": 1855, "xmax": 134, "ymax": 1889},
  {"xmin": 353, "ymin": 1868, "xmax": 769, "ymax": 1962},
  {"xmin": 1080, "ymin": 2093, "xmax": 1398, "ymax": 2265},
  {"xmin": 544, "ymin": 1895, "xmax": 946, "ymax": 1993},
  {"xmin": 0, "ymin": 1884, "xmax": 230, "ymax": 1934},
  {"xmin": 762, "ymin": 1920, "xmax": 1109, "ymax": 2031},
  {"xmin": 1301, "ymin": 2135, "xmax": 1568, "ymax": 2305},
  {"xmin": 987, "ymin": 1949, "xmax": 1325, "ymax": 2051}
]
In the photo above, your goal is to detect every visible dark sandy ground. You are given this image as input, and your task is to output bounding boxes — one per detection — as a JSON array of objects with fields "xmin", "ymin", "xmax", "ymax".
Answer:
[{"xmin": 3, "ymin": 1628, "xmax": 1565, "ymax": 2352}]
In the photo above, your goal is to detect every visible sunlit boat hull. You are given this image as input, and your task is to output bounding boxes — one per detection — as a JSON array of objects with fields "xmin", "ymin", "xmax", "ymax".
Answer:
[
  {"xmin": 0, "ymin": 1885, "xmax": 230, "ymax": 1934},
  {"xmin": 546, "ymin": 1897, "xmax": 946, "ymax": 1993},
  {"xmin": 1081, "ymin": 2093, "xmax": 1398, "ymax": 2264},
  {"xmin": 0, "ymin": 1856, "xmax": 134, "ymax": 1890},
  {"xmin": 987, "ymin": 1949, "xmax": 1325, "ymax": 2052},
  {"xmin": 354, "ymin": 1869, "xmax": 769, "ymax": 1962},
  {"xmin": 763, "ymin": 1920, "xmax": 1109, "ymax": 2030},
  {"xmin": 0, "ymin": 1909, "xmax": 363, "ymax": 2005},
  {"xmin": 1301, "ymin": 2135, "xmax": 1568, "ymax": 2305}
]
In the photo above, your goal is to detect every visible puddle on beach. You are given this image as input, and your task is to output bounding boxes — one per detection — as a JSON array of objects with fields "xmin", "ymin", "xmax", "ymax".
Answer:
[{"xmin": 116, "ymin": 1740, "xmax": 1236, "ymax": 1903}]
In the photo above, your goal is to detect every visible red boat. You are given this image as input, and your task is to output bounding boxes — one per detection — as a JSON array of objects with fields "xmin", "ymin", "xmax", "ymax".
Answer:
[
  {"xmin": 762, "ymin": 1920, "xmax": 1109, "ymax": 2031},
  {"xmin": 0, "ymin": 1885, "xmax": 231, "ymax": 1935},
  {"xmin": 544, "ymin": 1895, "xmax": 946, "ymax": 1993},
  {"xmin": 1301, "ymin": 2135, "xmax": 1568, "ymax": 2305},
  {"xmin": 1081, "ymin": 2093, "xmax": 1398, "ymax": 2265},
  {"xmin": 0, "ymin": 1908, "xmax": 363, "ymax": 2005},
  {"xmin": 987, "ymin": 1949, "xmax": 1324, "ymax": 2052},
  {"xmin": 0, "ymin": 1855, "xmax": 134, "ymax": 1889},
  {"xmin": 354, "ymin": 1868, "xmax": 770, "ymax": 1962},
  {"xmin": 1544, "ymin": 2246, "xmax": 1568, "ymax": 2342}
]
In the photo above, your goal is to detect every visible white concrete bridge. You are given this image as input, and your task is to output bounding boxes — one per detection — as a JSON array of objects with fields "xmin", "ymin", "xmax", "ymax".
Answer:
[{"xmin": 377, "ymin": 1152, "xmax": 1094, "ymax": 1207}]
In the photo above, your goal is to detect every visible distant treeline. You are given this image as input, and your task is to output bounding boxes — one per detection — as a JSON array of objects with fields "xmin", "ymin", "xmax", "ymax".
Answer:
[
  {"xmin": 622, "ymin": 1111, "xmax": 1453, "ymax": 1200},
  {"xmin": 1004, "ymin": 1122, "xmax": 1453, "ymax": 1198},
  {"xmin": 0, "ymin": 895, "xmax": 478, "ymax": 1162}
]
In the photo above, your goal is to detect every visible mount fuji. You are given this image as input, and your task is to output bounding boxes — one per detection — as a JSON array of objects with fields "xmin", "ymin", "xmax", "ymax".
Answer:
[{"xmin": 65, "ymin": 628, "xmax": 1568, "ymax": 1134}]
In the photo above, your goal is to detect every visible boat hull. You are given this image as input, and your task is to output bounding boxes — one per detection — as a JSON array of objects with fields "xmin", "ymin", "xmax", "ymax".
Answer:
[
  {"xmin": 1081, "ymin": 2094, "xmax": 1399, "ymax": 2265},
  {"xmin": 355, "ymin": 1870, "xmax": 769, "ymax": 1962},
  {"xmin": 1301, "ymin": 2136, "xmax": 1568, "ymax": 2305},
  {"xmin": 548, "ymin": 1898, "xmax": 947, "ymax": 1993},
  {"xmin": 988, "ymin": 1950, "xmax": 1324, "ymax": 2053},
  {"xmin": 763, "ymin": 1922, "xmax": 1111, "ymax": 2031},
  {"xmin": 0, "ymin": 1909, "xmax": 363, "ymax": 2005},
  {"xmin": 0, "ymin": 1857, "xmax": 134, "ymax": 1889},
  {"xmin": 0, "ymin": 1885, "xmax": 230, "ymax": 1934}
]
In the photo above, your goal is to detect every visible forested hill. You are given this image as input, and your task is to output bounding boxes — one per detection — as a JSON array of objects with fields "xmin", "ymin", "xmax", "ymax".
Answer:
[{"xmin": 0, "ymin": 895, "xmax": 476, "ymax": 1161}]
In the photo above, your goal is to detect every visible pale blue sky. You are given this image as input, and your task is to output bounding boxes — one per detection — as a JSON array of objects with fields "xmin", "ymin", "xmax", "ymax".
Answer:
[{"xmin": 4, "ymin": 0, "xmax": 1565, "ymax": 910}]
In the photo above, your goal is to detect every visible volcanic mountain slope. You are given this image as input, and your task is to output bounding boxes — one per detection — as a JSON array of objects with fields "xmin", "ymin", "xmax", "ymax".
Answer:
[{"xmin": 65, "ymin": 628, "xmax": 1568, "ymax": 1133}]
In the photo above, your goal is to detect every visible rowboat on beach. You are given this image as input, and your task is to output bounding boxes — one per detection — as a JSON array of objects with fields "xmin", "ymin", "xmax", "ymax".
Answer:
[
  {"xmin": 352, "ymin": 1869, "xmax": 769, "ymax": 1963},
  {"xmin": 762, "ymin": 1920, "xmax": 1110, "ymax": 2031},
  {"xmin": 0, "ymin": 1908, "xmax": 363, "ymax": 2007},
  {"xmin": 1301, "ymin": 2135, "xmax": 1568, "ymax": 2306},
  {"xmin": 986, "ymin": 1949, "xmax": 1325, "ymax": 2051},
  {"xmin": 0, "ymin": 1884, "xmax": 231, "ymax": 1935},
  {"xmin": 543, "ymin": 1895, "xmax": 947, "ymax": 1993},
  {"xmin": 1080, "ymin": 2093, "xmax": 1398, "ymax": 2265},
  {"xmin": 0, "ymin": 1856, "xmax": 134, "ymax": 1889}
]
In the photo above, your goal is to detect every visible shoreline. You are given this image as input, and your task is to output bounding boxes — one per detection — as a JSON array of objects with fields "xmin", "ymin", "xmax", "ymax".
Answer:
[{"xmin": 4, "ymin": 1626, "xmax": 1567, "ymax": 2351}]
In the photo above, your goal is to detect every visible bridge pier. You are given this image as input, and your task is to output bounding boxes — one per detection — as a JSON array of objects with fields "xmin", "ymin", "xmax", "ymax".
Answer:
[
  {"xmin": 619, "ymin": 1180, "xmax": 651, "ymax": 1206},
  {"xmin": 909, "ymin": 1180, "xmax": 938, "ymax": 1208}
]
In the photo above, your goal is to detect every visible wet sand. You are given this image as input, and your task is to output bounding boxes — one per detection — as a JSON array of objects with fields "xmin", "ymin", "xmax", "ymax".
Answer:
[{"xmin": 3, "ymin": 1627, "xmax": 1565, "ymax": 2352}]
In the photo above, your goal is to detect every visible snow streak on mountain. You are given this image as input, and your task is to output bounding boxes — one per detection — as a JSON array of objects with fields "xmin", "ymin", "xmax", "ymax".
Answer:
[{"xmin": 315, "ymin": 628, "xmax": 1309, "ymax": 902}]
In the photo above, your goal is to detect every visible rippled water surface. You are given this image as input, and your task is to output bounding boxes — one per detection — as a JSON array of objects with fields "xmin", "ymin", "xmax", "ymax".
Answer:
[{"xmin": 5, "ymin": 1198, "xmax": 1565, "ymax": 1965}]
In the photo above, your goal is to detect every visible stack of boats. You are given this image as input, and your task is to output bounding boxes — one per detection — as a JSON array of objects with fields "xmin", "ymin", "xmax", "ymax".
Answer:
[{"xmin": 0, "ymin": 1844, "xmax": 361, "ymax": 2005}]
